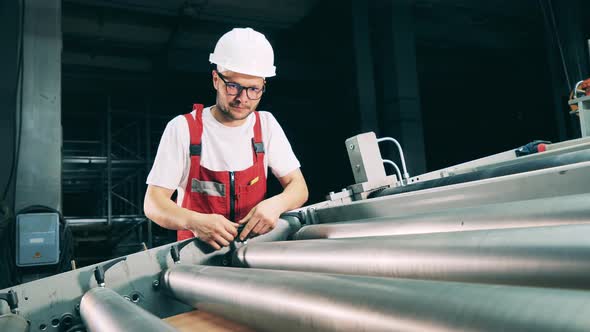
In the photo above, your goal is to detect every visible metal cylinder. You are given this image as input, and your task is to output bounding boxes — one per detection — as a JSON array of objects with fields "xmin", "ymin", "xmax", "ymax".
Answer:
[
  {"xmin": 315, "ymin": 162, "xmax": 590, "ymax": 223},
  {"xmin": 80, "ymin": 287, "xmax": 178, "ymax": 332},
  {"xmin": 371, "ymin": 149, "xmax": 590, "ymax": 198},
  {"xmin": 294, "ymin": 194, "xmax": 590, "ymax": 240},
  {"xmin": 236, "ymin": 224, "xmax": 590, "ymax": 289},
  {"xmin": 255, "ymin": 215, "xmax": 301, "ymax": 242},
  {"xmin": 162, "ymin": 264, "xmax": 590, "ymax": 332},
  {"xmin": 0, "ymin": 314, "xmax": 29, "ymax": 332}
]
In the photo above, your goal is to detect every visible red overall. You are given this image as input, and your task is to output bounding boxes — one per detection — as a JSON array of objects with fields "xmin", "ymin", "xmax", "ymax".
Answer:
[{"xmin": 177, "ymin": 104, "xmax": 267, "ymax": 241}]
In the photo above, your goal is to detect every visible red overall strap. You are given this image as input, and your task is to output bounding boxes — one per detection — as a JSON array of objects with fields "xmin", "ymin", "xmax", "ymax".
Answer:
[
  {"xmin": 186, "ymin": 103, "xmax": 204, "ymax": 145},
  {"xmin": 181, "ymin": 103, "xmax": 204, "ymax": 207}
]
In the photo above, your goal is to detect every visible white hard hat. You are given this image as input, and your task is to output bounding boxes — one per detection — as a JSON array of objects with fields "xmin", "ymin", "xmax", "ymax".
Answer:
[{"xmin": 209, "ymin": 27, "xmax": 276, "ymax": 78}]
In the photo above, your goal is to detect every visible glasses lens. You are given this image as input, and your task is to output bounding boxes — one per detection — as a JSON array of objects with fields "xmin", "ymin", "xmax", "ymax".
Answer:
[
  {"xmin": 246, "ymin": 87, "xmax": 264, "ymax": 100},
  {"xmin": 225, "ymin": 83, "xmax": 240, "ymax": 95},
  {"xmin": 219, "ymin": 72, "xmax": 264, "ymax": 100}
]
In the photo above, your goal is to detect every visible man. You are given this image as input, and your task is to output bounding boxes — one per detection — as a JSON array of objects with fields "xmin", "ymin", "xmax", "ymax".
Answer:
[{"xmin": 144, "ymin": 27, "xmax": 308, "ymax": 250}]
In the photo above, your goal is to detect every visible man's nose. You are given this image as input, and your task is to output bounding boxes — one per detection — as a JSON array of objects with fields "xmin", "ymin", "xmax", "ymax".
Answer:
[{"xmin": 235, "ymin": 88, "xmax": 249, "ymax": 102}]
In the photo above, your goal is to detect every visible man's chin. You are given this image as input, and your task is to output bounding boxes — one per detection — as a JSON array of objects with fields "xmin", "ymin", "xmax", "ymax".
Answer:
[{"xmin": 229, "ymin": 108, "xmax": 253, "ymax": 120}]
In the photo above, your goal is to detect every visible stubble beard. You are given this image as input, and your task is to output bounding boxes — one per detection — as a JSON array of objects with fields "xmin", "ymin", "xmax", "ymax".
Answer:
[{"xmin": 217, "ymin": 100, "xmax": 255, "ymax": 121}]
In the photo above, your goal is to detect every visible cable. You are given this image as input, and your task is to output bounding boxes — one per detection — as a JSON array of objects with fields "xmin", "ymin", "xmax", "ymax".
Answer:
[
  {"xmin": 1, "ymin": 0, "xmax": 25, "ymax": 287},
  {"xmin": 538, "ymin": 0, "xmax": 572, "ymax": 91},
  {"xmin": 573, "ymin": 80, "xmax": 585, "ymax": 98},
  {"xmin": 382, "ymin": 159, "xmax": 403, "ymax": 184},
  {"xmin": 377, "ymin": 137, "xmax": 410, "ymax": 181},
  {"xmin": 547, "ymin": 0, "xmax": 572, "ymax": 90},
  {"xmin": 0, "ymin": 202, "xmax": 18, "ymax": 288},
  {"xmin": 2, "ymin": 0, "xmax": 25, "ymax": 203}
]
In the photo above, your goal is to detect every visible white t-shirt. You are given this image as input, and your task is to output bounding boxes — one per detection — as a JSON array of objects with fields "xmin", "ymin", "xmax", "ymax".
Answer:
[{"xmin": 147, "ymin": 106, "xmax": 301, "ymax": 205}]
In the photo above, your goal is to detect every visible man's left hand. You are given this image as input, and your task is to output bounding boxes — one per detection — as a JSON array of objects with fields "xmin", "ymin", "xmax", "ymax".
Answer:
[{"xmin": 237, "ymin": 198, "xmax": 282, "ymax": 240}]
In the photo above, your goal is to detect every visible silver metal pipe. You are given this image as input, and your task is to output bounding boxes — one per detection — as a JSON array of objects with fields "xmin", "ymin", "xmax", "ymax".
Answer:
[
  {"xmin": 162, "ymin": 265, "xmax": 590, "ymax": 332},
  {"xmin": 382, "ymin": 159, "xmax": 403, "ymax": 183},
  {"xmin": 80, "ymin": 287, "xmax": 178, "ymax": 332},
  {"xmin": 255, "ymin": 215, "xmax": 301, "ymax": 242},
  {"xmin": 67, "ymin": 217, "xmax": 146, "ymax": 232},
  {"xmin": 315, "ymin": 162, "xmax": 590, "ymax": 223},
  {"xmin": 236, "ymin": 224, "xmax": 590, "ymax": 289},
  {"xmin": 377, "ymin": 137, "xmax": 409, "ymax": 180},
  {"xmin": 0, "ymin": 314, "xmax": 29, "ymax": 332},
  {"xmin": 294, "ymin": 193, "xmax": 590, "ymax": 240}
]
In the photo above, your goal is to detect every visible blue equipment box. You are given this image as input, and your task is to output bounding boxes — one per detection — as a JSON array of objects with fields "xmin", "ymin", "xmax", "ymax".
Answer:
[{"xmin": 16, "ymin": 212, "xmax": 60, "ymax": 267}]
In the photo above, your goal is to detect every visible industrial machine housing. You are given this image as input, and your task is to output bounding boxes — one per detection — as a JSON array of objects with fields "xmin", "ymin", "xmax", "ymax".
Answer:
[{"xmin": 3, "ymin": 132, "xmax": 590, "ymax": 332}]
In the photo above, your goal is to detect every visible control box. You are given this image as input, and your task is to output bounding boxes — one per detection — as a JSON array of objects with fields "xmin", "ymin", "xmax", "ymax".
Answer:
[{"xmin": 16, "ymin": 212, "xmax": 60, "ymax": 267}]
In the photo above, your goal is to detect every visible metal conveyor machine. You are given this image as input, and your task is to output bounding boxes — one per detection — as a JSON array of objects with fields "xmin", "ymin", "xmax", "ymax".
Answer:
[{"xmin": 3, "ymin": 133, "xmax": 590, "ymax": 332}]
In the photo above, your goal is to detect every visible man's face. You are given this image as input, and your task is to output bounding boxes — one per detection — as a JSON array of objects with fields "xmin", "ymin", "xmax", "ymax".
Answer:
[{"xmin": 212, "ymin": 70, "xmax": 265, "ymax": 122}]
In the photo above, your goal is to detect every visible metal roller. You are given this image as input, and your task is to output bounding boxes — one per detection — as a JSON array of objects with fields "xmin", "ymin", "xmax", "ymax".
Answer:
[
  {"xmin": 0, "ymin": 314, "xmax": 29, "ymax": 332},
  {"xmin": 161, "ymin": 264, "xmax": 590, "ymax": 332},
  {"xmin": 315, "ymin": 162, "xmax": 590, "ymax": 223},
  {"xmin": 80, "ymin": 287, "xmax": 178, "ymax": 332},
  {"xmin": 371, "ymin": 149, "xmax": 590, "ymax": 198},
  {"xmin": 294, "ymin": 193, "xmax": 590, "ymax": 240},
  {"xmin": 255, "ymin": 215, "xmax": 301, "ymax": 242},
  {"xmin": 236, "ymin": 224, "xmax": 590, "ymax": 289}
]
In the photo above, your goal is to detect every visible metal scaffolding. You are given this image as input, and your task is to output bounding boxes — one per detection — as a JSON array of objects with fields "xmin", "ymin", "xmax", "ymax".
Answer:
[{"xmin": 62, "ymin": 95, "xmax": 170, "ymax": 264}]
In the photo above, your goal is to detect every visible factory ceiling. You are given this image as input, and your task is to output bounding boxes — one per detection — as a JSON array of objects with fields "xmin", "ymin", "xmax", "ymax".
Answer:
[{"xmin": 61, "ymin": 0, "xmax": 541, "ymax": 82}]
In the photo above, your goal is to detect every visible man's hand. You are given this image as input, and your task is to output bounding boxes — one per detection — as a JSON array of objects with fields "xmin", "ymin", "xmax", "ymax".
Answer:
[
  {"xmin": 190, "ymin": 214, "xmax": 239, "ymax": 250},
  {"xmin": 238, "ymin": 198, "xmax": 282, "ymax": 240}
]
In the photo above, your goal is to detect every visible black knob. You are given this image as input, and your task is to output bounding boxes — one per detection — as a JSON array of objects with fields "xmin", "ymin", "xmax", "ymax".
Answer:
[
  {"xmin": 170, "ymin": 238, "xmax": 197, "ymax": 264},
  {"xmin": 0, "ymin": 290, "xmax": 18, "ymax": 313},
  {"xmin": 93, "ymin": 257, "xmax": 127, "ymax": 287}
]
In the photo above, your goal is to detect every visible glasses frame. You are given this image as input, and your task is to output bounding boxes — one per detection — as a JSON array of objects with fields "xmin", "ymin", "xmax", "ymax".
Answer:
[{"xmin": 216, "ymin": 71, "xmax": 266, "ymax": 100}]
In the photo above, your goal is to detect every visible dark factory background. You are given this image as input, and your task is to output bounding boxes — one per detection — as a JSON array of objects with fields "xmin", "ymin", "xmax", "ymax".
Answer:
[{"xmin": 1, "ymin": 0, "xmax": 589, "ymax": 282}]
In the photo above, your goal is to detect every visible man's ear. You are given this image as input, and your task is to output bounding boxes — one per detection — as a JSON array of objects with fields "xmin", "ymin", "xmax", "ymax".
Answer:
[{"xmin": 212, "ymin": 70, "xmax": 218, "ymax": 91}]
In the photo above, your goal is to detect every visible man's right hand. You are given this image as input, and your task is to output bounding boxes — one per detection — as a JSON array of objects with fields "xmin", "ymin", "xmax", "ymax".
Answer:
[
  {"xmin": 144, "ymin": 185, "xmax": 239, "ymax": 250},
  {"xmin": 190, "ymin": 214, "xmax": 239, "ymax": 250}
]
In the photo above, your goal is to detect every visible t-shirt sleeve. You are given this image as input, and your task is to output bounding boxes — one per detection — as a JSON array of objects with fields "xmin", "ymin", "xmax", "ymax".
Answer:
[
  {"xmin": 265, "ymin": 113, "xmax": 301, "ymax": 178},
  {"xmin": 146, "ymin": 116, "xmax": 188, "ymax": 190}
]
